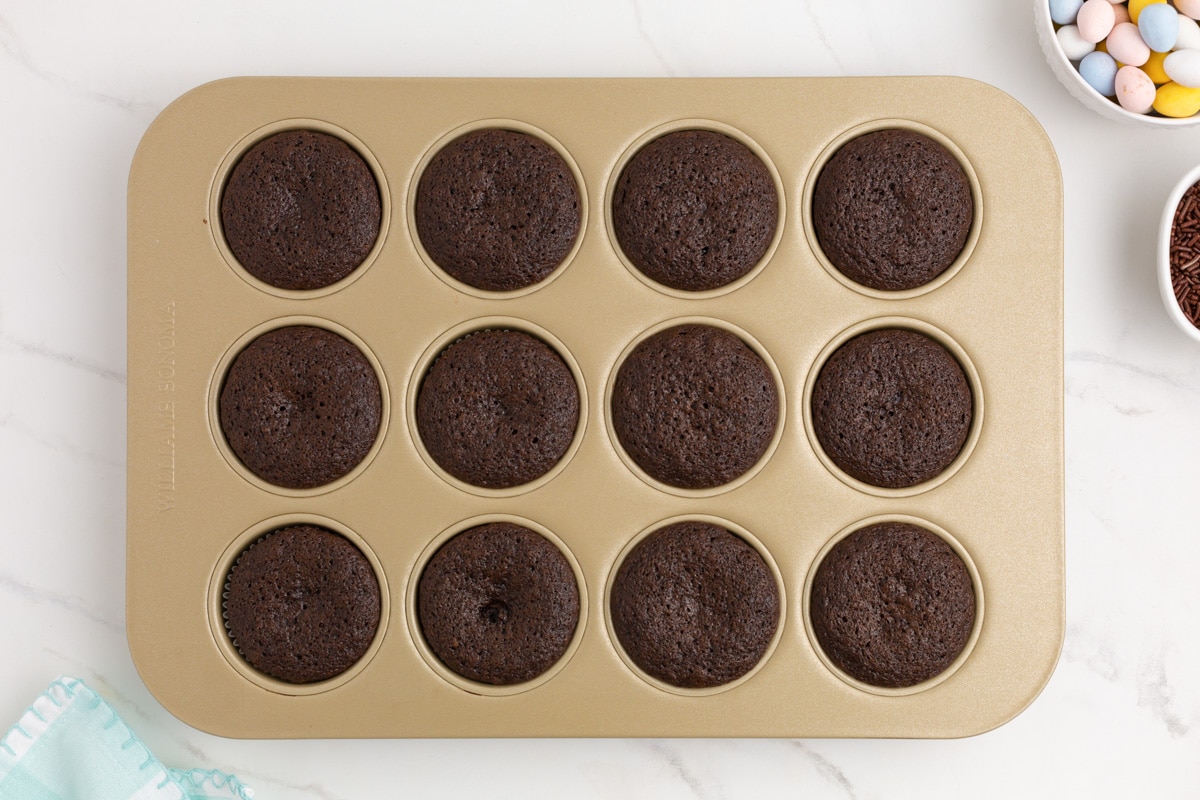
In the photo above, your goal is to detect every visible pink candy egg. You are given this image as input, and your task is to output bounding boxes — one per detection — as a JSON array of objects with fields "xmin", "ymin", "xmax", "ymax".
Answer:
[
  {"xmin": 1079, "ymin": 0, "xmax": 1118, "ymax": 41},
  {"xmin": 1115, "ymin": 65, "xmax": 1157, "ymax": 112},
  {"xmin": 1176, "ymin": 0, "xmax": 1200, "ymax": 20},
  {"xmin": 1113, "ymin": 4, "xmax": 1131, "ymax": 25},
  {"xmin": 1108, "ymin": 21, "xmax": 1151, "ymax": 66}
]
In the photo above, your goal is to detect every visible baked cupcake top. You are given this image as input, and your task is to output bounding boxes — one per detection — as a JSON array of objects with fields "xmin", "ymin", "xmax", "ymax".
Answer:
[
  {"xmin": 611, "ymin": 324, "xmax": 778, "ymax": 489},
  {"xmin": 415, "ymin": 128, "xmax": 581, "ymax": 291},
  {"xmin": 221, "ymin": 129, "xmax": 381, "ymax": 290},
  {"xmin": 417, "ymin": 522, "xmax": 580, "ymax": 685},
  {"xmin": 224, "ymin": 525, "xmax": 381, "ymax": 684},
  {"xmin": 219, "ymin": 325, "xmax": 382, "ymax": 489},
  {"xmin": 416, "ymin": 329, "xmax": 580, "ymax": 489},
  {"xmin": 809, "ymin": 521, "xmax": 976, "ymax": 688},
  {"xmin": 812, "ymin": 128, "xmax": 973, "ymax": 291},
  {"xmin": 610, "ymin": 521, "xmax": 780, "ymax": 688},
  {"xmin": 811, "ymin": 328, "xmax": 971, "ymax": 489},
  {"xmin": 612, "ymin": 129, "xmax": 778, "ymax": 291}
]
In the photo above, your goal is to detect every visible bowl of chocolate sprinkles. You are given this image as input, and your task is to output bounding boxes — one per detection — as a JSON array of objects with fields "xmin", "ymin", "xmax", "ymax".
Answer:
[{"xmin": 1160, "ymin": 163, "xmax": 1200, "ymax": 343}]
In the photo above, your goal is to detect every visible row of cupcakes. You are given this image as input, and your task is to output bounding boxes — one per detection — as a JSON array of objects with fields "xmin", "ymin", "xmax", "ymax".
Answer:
[
  {"xmin": 215, "ymin": 319, "xmax": 978, "ymax": 496},
  {"xmin": 216, "ymin": 124, "xmax": 977, "ymax": 296},
  {"xmin": 219, "ymin": 515, "xmax": 980, "ymax": 696}
]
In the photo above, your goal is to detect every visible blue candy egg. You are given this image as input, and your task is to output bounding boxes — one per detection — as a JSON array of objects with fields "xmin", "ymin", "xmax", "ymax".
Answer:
[
  {"xmin": 1079, "ymin": 50, "xmax": 1119, "ymax": 96},
  {"xmin": 1050, "ymin": 0, "xmax": 1085, "ymax": 25},
  {"xmin": 1139, "ymin": 3, "xmax": 1179, "ymax": 52}
]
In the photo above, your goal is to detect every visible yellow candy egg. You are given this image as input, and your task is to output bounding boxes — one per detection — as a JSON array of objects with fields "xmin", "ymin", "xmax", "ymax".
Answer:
[
  {"xmin": 1129, "ymin": 0, "xmax": 1167, "ymax": 24},
  {"xmin": 1153, "ymin": 82, "xmax": 1200, "ymax": 117},
  {"xmin": 1144, "ymin": 51, "xmax": 1170, "ymax": 84}
]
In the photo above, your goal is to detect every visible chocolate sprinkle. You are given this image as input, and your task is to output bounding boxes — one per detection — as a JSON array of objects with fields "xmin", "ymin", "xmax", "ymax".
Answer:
[{"xmin": 1171, "ymin": 181, "xmax": 1200, "ymax": 328}]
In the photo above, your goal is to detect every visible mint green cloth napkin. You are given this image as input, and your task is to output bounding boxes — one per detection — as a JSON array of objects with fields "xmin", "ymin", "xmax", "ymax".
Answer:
[{"xmin": 0, "ymin": 677, "xmax": 253, "ymax": 800}]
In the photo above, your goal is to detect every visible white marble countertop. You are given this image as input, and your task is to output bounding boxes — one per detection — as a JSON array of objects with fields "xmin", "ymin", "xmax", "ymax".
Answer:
[{"xmin": 2, "ymin": 1, "xmax": 1199, "ymax": 797}]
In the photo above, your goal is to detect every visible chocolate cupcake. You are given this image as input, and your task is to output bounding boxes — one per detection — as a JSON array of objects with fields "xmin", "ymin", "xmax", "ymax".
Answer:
[
  {"xmin": 611, "ymin": 324, "xmax": 778, "ymax": 489},
  {"xmin": 418, "ymin": 522, "xmax": 580, "ymax": 685},
  {"xmin": 812, "ymin": 129, "xmax": 973, "ymax": 291},
  {"xmin": 610, "ymin": 521, "xmax": 780, "ymax": 688},
  {"xmin": 811, "ymin": 328, "xmax": 972, "ymax": 489},
  {"xmin": 224, "ymin": 525, "xmax": 382, "ymax": 684},
  {"xmin": 416, "ymin": 329, "xmax": 580, "ymax": 489},
  {"xmin": 415, "ymin": 128, "xmax": 581, "ymax": 291},
  {"xmin": 221, "ymin": 129, "xmax": 382, "ymax": 290},
  {"xmin": 219, "ymin": 325, "xmax": 382, "ymax": 489},
  {"xmin": 612, "ymin": 130, "xmax": 778, "ymax": 291},
  {"xmin": 809, "ymin": 522, "xmax": 976, "ymax": 688}
]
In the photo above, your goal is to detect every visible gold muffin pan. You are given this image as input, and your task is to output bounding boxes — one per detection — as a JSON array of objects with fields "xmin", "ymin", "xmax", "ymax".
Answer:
[{"xmin": 127, "ymin": 77, "xmax": 1063, "ymax": 738}]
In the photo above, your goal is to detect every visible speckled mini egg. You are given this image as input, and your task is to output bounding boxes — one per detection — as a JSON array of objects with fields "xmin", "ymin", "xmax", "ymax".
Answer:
[{"xmin": 1115, "ymin": 65, "xmax": 1157, "ymax": 112}]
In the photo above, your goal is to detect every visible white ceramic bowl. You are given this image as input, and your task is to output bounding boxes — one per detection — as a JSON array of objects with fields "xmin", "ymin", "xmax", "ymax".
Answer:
[
  {"xmin": 1035, "ymin": 0, "xmax": 1200, "ymax": 128},
  {"xmin": 1158, "ymin": 162, "xmax": 1200, "ymax": 342}
]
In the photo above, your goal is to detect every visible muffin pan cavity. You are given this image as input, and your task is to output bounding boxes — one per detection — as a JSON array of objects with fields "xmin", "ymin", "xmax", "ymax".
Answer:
[
  {"xmin": 408, "ymin": 119, "xmax": 588, "ymax": 299},
  {"xmin": 406, "ymin": 515, "xmax": 588, "ymax": 697},
  {"xmin": 803, "ymin": 317, "xmax": 984, "ymax": 497},
  {"xmin": 605, "ymin": 515, "xmax": 785, "ymax": 697},
  {"xmin": 606, "ymin": 317, "xmax": 785, "ymax": 496},
  {"xmin": 605, "ymin": 119, "xmax": 786, "ymax": 299},
  {"xmin": 801, "ymin": 120, "xmax": 983, "ymax": 300},
  {"xmin": 803, "ymin": 515, "xmax": 984, "ymax": 697},
  {"xmin": 407, "ymin": 318, "xmax": 588, "ymax": 497},
  {"xmin": 207, "ymin": 514, "xmax": 390, "ymax": 697},
  {"xmin": 208, "ymin": 317, "xmax": 390, "ymax": 497},
  {"xmin": 129, "ymin": 77, "xmax": 1062, "ymax": 738},
  {"xmin": 209, "ymin": 119, "xmax": 390, "ymax": 299}
]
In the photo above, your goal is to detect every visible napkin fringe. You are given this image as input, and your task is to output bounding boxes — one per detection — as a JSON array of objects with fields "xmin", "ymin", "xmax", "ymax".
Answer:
[
  {"xmin": 1, "ymin": 677, "xmax": 254, "ymax": 800},
  {"xmin": 0, "ymin": 676, "xmax": 84, "ymax": 766},
  {"xmin": 169, "ymin": 769, "xmax": 255, "ymax": 797}
]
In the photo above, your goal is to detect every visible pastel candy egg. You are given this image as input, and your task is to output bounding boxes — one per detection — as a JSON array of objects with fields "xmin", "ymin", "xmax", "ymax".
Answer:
[
  {"xmin": 1112, "ymin": 4, "xmax": 1131, "ymax": 25},
  {"xmin": 1078, "ymin": 0, "xmax": 1117, "ymax": 42},
  {"xmin": 1115, "ymin": 65, "xmax": 1156, "ymax": 112},
  {"xmin": 1153, "ymin": 82, "xmax": 1200, "ymax": 116},
  {"xmin": 1107, "ymin": 22, "xmax": 1151, "ymax": 66},
  {"xmin": 1144, "ymin": 50, "xmax": 1171, "ymax": 84},
  {"xmin": 1177, "ymin": 14, "xmax": 1200, "ymax": 50},
  {"xmin": 1176, "ymin": 0, "xmax": 1200, "ymax": 20},
  {"xmin": 1138, "ymin": 3, "xmax": 1178, "ymax": 51},
  {"xmin": 1080, "ymin": 51, "xmax": 1119, "ymax": 95},
  {"xmin": 1165, "ymin": 49, "xmax": 1200, "ymax": 88},
  {"xmin": 1057, "ymin": 25, "xmax": 1096, "ymax": 60},
  {"xmin": 1050, "ymin": 0, "xmax": 1085, "ymax": 25},
  {"xmin": 1128, "ymin": 0, "xmax": 1165, "ymax": 24}
]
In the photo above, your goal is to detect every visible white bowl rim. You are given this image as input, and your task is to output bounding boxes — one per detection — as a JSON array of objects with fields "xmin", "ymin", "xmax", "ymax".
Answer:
[{"xmin": 1157, "ymin": 161, "xmax": 1200, "ymax": 342}]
